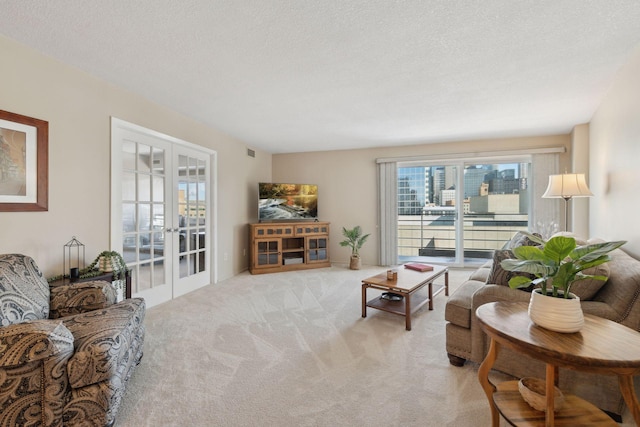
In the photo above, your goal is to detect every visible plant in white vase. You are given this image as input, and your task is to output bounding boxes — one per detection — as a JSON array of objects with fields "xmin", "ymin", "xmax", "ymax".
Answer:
[{"xmin": 500, "ymin": 232, "xmax": 626, "ymax": 332}]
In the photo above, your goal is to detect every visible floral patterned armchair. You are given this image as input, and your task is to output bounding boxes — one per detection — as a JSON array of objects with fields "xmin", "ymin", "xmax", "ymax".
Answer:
[{"xmin": 0, "ymin": 254, "xmax": 145, "ymax": 427}]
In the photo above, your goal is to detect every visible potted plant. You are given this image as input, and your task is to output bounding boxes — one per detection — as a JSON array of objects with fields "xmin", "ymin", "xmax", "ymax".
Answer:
[
  {"xmin": 501, "ymin": 232, "xmax": 626, "ymax": 332},
  {"xmin": 339, "ymin": 226, "xmax": 370, "ymax": 270}
]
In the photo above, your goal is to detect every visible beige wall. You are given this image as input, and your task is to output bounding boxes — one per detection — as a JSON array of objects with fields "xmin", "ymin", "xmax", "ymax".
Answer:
[
  {"xmin": 0, "ymin": 35, "xmax": 271, "ymax": 280},
  {"xmin": 273, "ymin": 135, "xmax": 570, "ymax": 267},
  {"xmin": 570, "ymin": 123, "xmax": 590, "ymax": 237},
  {"xmin": 590, "ymin": 45, "xmax": 640, "ymax": 258}
]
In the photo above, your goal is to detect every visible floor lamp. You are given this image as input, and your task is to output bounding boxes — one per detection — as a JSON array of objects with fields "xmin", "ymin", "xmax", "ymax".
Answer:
[{"xmin": 542, "ymin": 173, "xmax": 593, "ymax": 231}]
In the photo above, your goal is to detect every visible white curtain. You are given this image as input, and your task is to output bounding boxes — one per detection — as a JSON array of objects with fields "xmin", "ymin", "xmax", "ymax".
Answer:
[
  {"xmin": 377, "ymin": 161, "xmax": 398, "ymax": 266},
  {"xmin": 531, "ymin": 153, "xmax": 560, "ymax": 237}
]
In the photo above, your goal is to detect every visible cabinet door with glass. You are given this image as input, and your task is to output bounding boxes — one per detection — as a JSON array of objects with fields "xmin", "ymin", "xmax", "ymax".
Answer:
[
  {"xmin": 253, "ymin": 239, "xmax": 282, "ymax": 270},
  {"xmin": 305, "ymin": 236, "xmax": 328, "ymax": 263}
]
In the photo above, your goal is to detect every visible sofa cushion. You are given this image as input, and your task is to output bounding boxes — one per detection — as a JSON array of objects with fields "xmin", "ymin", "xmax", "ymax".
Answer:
[
  {"xmin": 469, "ymin": 261, "xmax": 491, "ymax": 282},
  {"xmin": 486, "ymin": 250, "xmax": 536, "ymax": 291},
  {"xmin": 571, "ymin": 263, "xmax": 610, "ymax": 301},
  {"xmin": 445, "ymin": 279, "xmax": 485, "ymax": 329},
  {"xmin": 63, "ymin": 298, "xmax": 145, "ymax": 389},
  {"xmin": 0, "ymin": 254, "xmax": 50, "ymax": 326}
]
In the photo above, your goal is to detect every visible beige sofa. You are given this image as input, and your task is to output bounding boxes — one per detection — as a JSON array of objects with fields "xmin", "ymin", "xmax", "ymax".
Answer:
[{"xmin": 445, "ymin": 239, "xmax": 640, "ymax": 420}]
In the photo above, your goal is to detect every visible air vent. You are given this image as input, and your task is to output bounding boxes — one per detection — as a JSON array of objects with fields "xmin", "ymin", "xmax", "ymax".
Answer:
[{"xmin": 247, "ymin": 148, "xmax": 256, "ymax": 158}]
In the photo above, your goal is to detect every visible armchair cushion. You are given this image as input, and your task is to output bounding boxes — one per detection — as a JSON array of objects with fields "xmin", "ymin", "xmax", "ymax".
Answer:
[
  {"xmin": 0, "ymin": 254, "xmax": 50, "ymax": 326},
  {"xmin": 0, "ymin": 320, "xmax": 74, "ymax": 367},
  {"xmin": 64, "ymin": 298, "xmax": 145, "ymax": 389},
  {"xmin": 49, "ymin": 281, "xmax": 117, "ymax": 319}
]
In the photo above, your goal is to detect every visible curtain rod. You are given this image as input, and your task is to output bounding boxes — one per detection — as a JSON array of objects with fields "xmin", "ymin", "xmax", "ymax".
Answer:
[{"xmin": 375, "ymin": 146, "xmax": 566, "ymax": 164}]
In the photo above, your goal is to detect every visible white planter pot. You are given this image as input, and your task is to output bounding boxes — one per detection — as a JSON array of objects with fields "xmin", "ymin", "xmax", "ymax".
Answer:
[{"xmin": 528, "ymin": 288, "xmax": 584, "ymax": 333}]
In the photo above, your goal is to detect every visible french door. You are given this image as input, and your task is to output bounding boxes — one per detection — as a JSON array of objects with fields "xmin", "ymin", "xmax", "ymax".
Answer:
[{"xmin": 111, "ymin": 119, "xmax": 214, "ymax": 307}]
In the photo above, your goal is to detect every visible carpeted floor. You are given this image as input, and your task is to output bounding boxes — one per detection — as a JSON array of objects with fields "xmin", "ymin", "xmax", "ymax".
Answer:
[{"xmin": 113, "ymin": 265, "xmax": 629, "ymax": 426}]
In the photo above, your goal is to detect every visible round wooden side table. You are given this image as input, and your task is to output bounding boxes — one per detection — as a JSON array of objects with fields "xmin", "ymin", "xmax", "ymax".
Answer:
[{"xmin": 476, "ymin": 301, "xmax": 640, "ymax": 426}]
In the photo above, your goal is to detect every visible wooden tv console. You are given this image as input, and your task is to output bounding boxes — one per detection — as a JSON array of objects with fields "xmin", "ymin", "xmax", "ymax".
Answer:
[{"xmin": 249, "ymin": 221, "xmax": 330, "ymax": 274}]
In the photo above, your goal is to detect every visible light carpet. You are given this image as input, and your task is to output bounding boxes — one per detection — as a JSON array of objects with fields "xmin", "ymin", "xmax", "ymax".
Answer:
[{"xmin": 112, "ymin": 266, "xmax": 557, "ymax": 426}]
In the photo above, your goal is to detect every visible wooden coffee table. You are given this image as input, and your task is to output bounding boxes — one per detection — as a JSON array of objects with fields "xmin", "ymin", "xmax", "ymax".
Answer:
[
  {"xmin": 361, "ymin": 265, "xmax": 448, "ymax": 331},
  {"xmin": 476, "ymin": 301, "xmax": 640, "ymax": 426}
]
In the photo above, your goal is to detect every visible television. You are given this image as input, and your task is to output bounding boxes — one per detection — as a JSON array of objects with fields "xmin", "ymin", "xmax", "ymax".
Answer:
[{"xmin": 259, "ymin": 183, "xmax": 318, "ymax": 221}]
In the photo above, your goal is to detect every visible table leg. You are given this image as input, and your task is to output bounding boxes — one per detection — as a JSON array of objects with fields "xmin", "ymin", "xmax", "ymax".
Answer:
[
  {"xmin": 478, "ymin": 338, "xmax": 499, "ymax": 427},
  {"xmin": 405, "ymin": 293, "xmax": 411, "ymax": 331},
  {"xmin": 619, "ymin": 374, "xmax": 640, "ymax": 425},
  {"xmin": 444, "ymin": 269, "xmax": 449, "ymax": 296},
  {"xmin": 428, "ymin": 282, "xmax": 434, "ymax": 310},
  {"xmin": 545, "ymin": 363, "xmax": 556, "ymax": 427},
  {"xmin": 361, "ymin": 284, "xmax": 367, "ymax": 318}
]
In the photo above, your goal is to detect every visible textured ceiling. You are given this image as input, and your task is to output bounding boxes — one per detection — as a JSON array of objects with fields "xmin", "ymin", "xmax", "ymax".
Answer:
[{"xmin": 2, "ymin": 1, "xmax": 640, "ymax": 153}]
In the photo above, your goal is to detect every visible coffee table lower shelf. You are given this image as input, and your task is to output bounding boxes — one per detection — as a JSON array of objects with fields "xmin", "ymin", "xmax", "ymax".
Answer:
[
  {"xmin": 365, "ymin": 293, "xmax": 428, "ymax": 316},
  {"xmin": 363, "ymin": 282, "xmax": 446, "ymax": 330},
  {"xmin": 493, "ymin": 381, "xmax": 616, "ymax": 426}
]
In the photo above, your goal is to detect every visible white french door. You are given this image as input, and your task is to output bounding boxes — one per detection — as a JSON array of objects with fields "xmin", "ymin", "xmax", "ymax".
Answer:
[
  {"xmin": 111, "ymin": 118, "xmax": 215, "ymax": 308},
  {"xmin": 172, "ymin": 145, "xmax": 211, "ymax": 298}
]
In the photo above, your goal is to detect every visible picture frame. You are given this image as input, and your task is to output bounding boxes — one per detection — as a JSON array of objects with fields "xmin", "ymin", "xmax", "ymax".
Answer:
[{"xmin": 0, "ymin": 109, "xmax": 48, "ymax": 211}]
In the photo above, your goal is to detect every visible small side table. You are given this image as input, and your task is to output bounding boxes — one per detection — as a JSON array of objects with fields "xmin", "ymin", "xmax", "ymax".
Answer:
[
  {"xmin": 476, "ymin": 302, "xmax": 640, "ymax": 426},
  {"xmin": 49, "ymin": 271, "xmax": 132, "ymax": 301}
]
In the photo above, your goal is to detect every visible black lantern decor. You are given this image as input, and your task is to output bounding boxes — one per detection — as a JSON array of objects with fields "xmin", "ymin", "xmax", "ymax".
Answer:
[{"xmin": 63, "ymin": 236, "xmax": 85, "ymax": 282}]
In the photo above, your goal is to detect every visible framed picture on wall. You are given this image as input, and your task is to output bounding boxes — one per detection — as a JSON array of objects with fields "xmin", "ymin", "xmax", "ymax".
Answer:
[{"xmin": 0, "ymin": 109, "xmax": 48, "ymax": 211}]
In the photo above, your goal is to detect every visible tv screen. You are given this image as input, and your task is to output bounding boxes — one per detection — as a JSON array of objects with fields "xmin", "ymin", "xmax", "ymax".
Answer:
[{"xmin": 259, "ymin": 183, "xmax": 318, "ymax": 221}]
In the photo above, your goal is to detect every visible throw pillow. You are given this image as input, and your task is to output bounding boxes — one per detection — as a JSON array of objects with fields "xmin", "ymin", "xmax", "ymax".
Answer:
[
  {"xmin": 486, "ymin": 249, "xmax": 536, "ymax": 291},
  {"xmin": 570, "ymin": 262, "xmax": 610, "ymax": 301},
  {"xmin": 503, "ymin": 232, "xmax": 542, "ymax": 250}
]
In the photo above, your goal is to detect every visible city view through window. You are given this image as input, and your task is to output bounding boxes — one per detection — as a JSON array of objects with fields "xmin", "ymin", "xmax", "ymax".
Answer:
[{"xmin": 397, "ymin": 162, "xmax": 531, "ymax": 265}]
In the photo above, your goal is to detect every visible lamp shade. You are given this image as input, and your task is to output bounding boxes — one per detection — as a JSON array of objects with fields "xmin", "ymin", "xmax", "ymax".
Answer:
[{"xmin": 542, "ymin": 173, "xmax": 594, "ymax": 199}]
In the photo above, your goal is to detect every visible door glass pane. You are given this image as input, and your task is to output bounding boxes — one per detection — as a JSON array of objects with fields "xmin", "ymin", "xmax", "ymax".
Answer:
[
  {"xmin": 152, "ymin": 148, "xmax": 164, "ymax": 173},
  {"xmin": 138, "ymin": 144, "xmax": 151, "ymax": 173},
  {"xmin": 123, "ymin": 235, "xmax": 136, "ymax": 263},
  {"xmin": 122, "ymin": 172, "xmax": 136, "ymax": 201},
  {"xmin": 138, "ymin": 262, "xmax": 152, "ymax": 290},
  {"xmin": 139, "ymin": 204, "xmax": 151, "ymax": 231},
  {"xmin": 463, "ymin": 162, "xmax": 531, "ymax": 260},
  {"xmin": 153, "ymin": 176, "xmax": 164, "ymax": 202},
  {"xmin": 138, "ymin": 174, "xmax": 151, "ymax": 202},
  {"xmin": 398, "ymin": 165, "xmax": 458, "ymax": 263},
  {"xmin": 122, "ymin": 203, "xmax": 135, "ymax": 232},
  {"xmin": 122, "ymin": 140, "xmax": 136, "ymax": 170}
]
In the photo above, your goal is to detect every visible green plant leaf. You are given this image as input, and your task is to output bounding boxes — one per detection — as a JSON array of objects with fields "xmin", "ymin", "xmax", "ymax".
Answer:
[
  {"xmin": 512, "ymin": 245, "xmax": 546, "ymax": 261},
  {"xmin": 500, "ymin": 259, "xmax": 554, "ymax": 276},
  {"xmin": 543, "ymin": 236, "xmax": 576, "ymax": 264},
  {"xmin": 571, "ymin": 241, "xmax": 626, "ymax": 263},
  {"xmin": 340, "ymin": 226, "xmax": 369, "ymax": 256},
  {"xmin": 508, "ymin": 275, "xmax": 534, "ymax": 289}
]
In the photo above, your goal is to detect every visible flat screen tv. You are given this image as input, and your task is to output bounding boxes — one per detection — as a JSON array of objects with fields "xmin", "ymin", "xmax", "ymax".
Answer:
[{"xmin": 259, "ymin": 183, "xmax": 318, "ymax": 221}]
